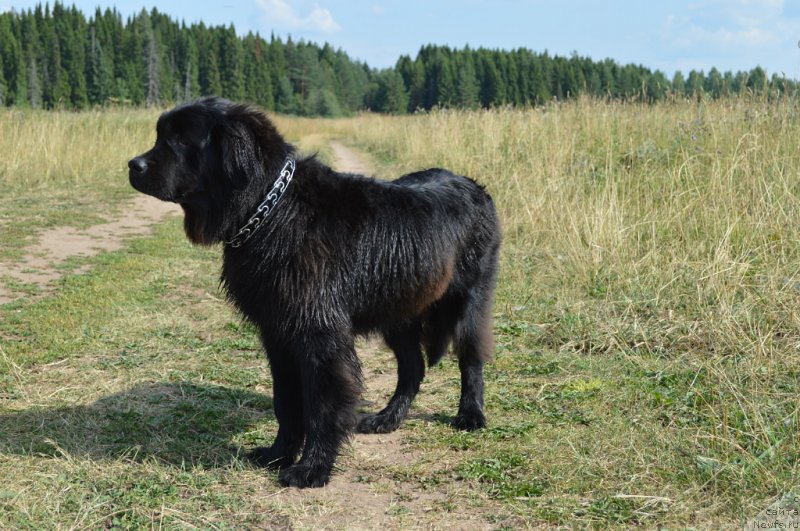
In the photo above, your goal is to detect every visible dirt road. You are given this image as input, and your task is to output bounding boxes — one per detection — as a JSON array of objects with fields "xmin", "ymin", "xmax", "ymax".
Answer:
[{"xmin": 0, "ymin": 195, "xmax": 180, "ymax": 305}]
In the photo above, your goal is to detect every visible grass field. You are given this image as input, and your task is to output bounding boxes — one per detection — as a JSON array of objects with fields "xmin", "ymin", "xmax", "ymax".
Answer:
[{"xmin": 1, "ymin": 98, "xmax": 799, "ymax": 528}]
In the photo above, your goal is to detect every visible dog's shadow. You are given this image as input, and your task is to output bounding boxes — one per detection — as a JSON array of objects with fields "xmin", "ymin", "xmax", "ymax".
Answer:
[{"xmin": 0, "ymin": 382, "xmax": 274, "ymax": 468}]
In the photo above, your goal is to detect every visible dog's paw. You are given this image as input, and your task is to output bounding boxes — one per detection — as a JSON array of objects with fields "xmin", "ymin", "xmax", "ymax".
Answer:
[
  {"xmin": 452, "ymin": 410, "xmax": 486, "ymax": 431},
  {"xmin": 278, "ymin": 464, "xmax": 331, "ymax": 488},
  {"xmin": 356, "ymin": 412, "xmax": 401, "ymax": 434},
  {"xmin": 247, "ymin": 446, "xmax": 296, "ymax": 470}
]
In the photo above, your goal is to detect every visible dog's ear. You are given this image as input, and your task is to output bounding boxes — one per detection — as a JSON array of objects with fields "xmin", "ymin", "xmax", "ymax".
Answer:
[{"xmin": 217, "ymin": 121, "xmax": 260, "ymax": 189}]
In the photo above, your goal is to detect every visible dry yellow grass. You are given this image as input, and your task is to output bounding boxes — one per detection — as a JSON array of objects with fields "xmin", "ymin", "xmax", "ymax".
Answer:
[
  {"xmin": 0, "ymin": 108, "xmax": 160, "ymax": 188},
  {"xmin": 1, "ymin": 99, "xmax": 798, "ymax": 527},
  {"xmin": 297, "ymin": 98, "xmax": 800, "ymax": 523},
  {"xmin": 317, "ymin": 99, "xmax": 800, "ymax": 358}
]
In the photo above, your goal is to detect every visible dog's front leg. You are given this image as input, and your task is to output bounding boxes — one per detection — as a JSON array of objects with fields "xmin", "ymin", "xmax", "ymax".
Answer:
[
  {"xmin": 248, "ymin": 348, "xmax": 304, "ymax": 469},
  {"xmin": 278, "ymin": 329, "xmax": 362, "ymax": 488}
]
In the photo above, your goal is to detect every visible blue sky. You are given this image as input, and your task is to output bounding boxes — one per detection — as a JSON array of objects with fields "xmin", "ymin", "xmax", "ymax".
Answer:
[{"xmin": 4, "ymin": 0, "xmax": 800, "ymax": 78}]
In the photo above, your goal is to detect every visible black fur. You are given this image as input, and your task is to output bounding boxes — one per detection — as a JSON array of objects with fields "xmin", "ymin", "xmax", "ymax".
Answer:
[{"xmin": 128, "ymin": 97, "xmax": 501, "ymax": 488}]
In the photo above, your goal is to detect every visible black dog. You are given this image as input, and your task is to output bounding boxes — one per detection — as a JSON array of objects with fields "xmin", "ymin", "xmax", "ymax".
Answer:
[{"xmin": 128, "ymin": 97, "xmax": 501, "ymax": 488}]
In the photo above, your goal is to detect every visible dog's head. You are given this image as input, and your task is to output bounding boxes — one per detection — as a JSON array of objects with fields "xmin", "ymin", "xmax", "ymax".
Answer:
[{"xmin": 128, "ymin": 97, "xmax": 289, "ymax": 245}]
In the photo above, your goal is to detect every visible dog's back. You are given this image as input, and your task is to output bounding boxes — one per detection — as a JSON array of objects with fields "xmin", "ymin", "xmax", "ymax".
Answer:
[
  {"xmin": 334, "ymin": 168, "xmax": 500, "ymax": 341},
  {"xmin": 391, "ymin": 169, "xmax": 501, "ymax": 366}
]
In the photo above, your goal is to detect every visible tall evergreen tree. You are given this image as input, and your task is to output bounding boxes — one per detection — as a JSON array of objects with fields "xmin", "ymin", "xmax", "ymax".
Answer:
[
  {"xmin": 672, "ymin": 70, "xmax": 685, "ymax": 98},
  {"xmin": 0, "ymin": 5, "xmax": 796, "ymax": 112},
  {"xmin": 178, "ymin": 30, "xmax": 200, "ymax": 101},
  {"xmin": 722, "ymin": 71, "xmax": 734, "ymax": 97},
  {"xmin": 456, "ymin": 58, "xmax": 479, "ymax": 109},
  {"xmin": 88, "ymin": 25, "xmax": 112, "ymax": 104},
  {"xmin": 335, "ymin": 52, "xmax": 368, "ymax": 113},
  {"xmin": 0, "ymin": 59, "xmax": 5, "ymax": 105},
  {"xmin": 243, "ymin": 34, "xmax": 273, "ymax": 109},
  {"xmin": 26, "ymin": 51, "xmax": 41, "ymax": 107},
  {"xmin": 646, "ymin": 71, "xmax": 669, "ymax": 102},
  {"xmin": 274, "ymin": 74, "xmax": 295, "ymax": 113},
  {"xmin": 199, "ymin": 34, "xmax": 222, "ymax": 97},
  {"xmin": 0, "ymin": 16, "xmax": 16, "ymax": 104},
  {"xmin": 267, "ymin": 33, "xmax": 288, "ymax": 106},
  {"xmin": 705, "ymin": 67, "xmax": 722, "ymax": 98},
  {"xmin": 219, "ymin": 25, "xmax": 243, "ymax": 100},
  {"xmin": 479, "ymin": 53, "xmax": 505, "ymax": 107},
  {"xmin": 687, "ymin": 70, "xmax": 704, "ymax": 99},
  {"xmin": 369, "ymin": 69, "xmax": 408, "ymax": 114},
  {"xmin": 747, "ymin": 66, "xmax": 768, "ymax": 95},
  {"xmin": 63, "ymin": 5, "xmax": 88, "ymax": 108},
  {"xmin": 395, "ymin": 54, "xmax": 425, "ymax": 111},
  {"xmin": 145, "ymin": 29, "xmax": 160, "ymax": 105}
]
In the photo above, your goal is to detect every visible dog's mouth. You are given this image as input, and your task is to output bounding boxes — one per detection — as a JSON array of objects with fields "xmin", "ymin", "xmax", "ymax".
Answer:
[{"xmin": 129, "ymin": 171, "xmax": 177, "ymax": 203}]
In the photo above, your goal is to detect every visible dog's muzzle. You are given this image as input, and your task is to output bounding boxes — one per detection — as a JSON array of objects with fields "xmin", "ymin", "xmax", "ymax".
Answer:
[{"xmin": 128, "ymin": 157, "xmax": 148, "ymax": 175}]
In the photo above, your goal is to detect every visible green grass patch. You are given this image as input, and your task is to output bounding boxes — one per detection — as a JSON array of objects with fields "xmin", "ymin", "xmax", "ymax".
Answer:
[{"xmin": 2, "ymin": 102, "xmax": 800, "ymax": 527}]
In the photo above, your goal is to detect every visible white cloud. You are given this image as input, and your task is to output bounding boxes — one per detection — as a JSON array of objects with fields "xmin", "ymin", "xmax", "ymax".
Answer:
[
  {"xmin": 730, "ymin": 0, "xmax": 783, "ymax": 29},
  {"xmin": 655, "ymin": 0, "xmax": 800, "ymax": 77},
  {"xmin": 679, "ymin": 0, "xmax": 784, "ymax": 33},
  {"xmin": 661, "ymin": 1, "xmax": 790, "ymax": 54},
  {"xmin": 672, "ymin": 24, "xmax": 776, "ymax": 50},
  {"xmin": 255, "ymin": 0, "xmax": 341, "ymax": 34}
]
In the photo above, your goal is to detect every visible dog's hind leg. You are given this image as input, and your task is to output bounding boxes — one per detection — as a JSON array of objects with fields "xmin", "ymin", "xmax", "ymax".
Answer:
[
  {"xmin": 278, "ymin": 329, "xmax": 362, "ymax": 488},
  {"xmin": 356, "ymin": 320, "xmax": 425, "ymax": 434},
  {"xmin": 248, "ymin": 350, "xmax": 305, "ymax": 469},
  {"xmin": 452, "ymin": 286, "xmax": 495, "ymax": 431}
]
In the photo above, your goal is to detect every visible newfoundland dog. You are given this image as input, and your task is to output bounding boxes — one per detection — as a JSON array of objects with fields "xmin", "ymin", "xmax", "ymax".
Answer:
[{"xmin": 128, "ymin": 97, "xmax": 500, "ymax": 488}]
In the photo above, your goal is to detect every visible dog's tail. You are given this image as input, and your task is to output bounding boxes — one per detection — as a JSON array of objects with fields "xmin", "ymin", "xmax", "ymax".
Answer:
[{"xmin": 422, "ymin": 300, "xmax": 459, "ymax": 367}]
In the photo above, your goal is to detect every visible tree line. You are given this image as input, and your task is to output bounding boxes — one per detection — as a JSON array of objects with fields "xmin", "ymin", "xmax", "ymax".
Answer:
[{"xmin": 0, "ymin": 3, "xmax": 796, "ymax": 115}]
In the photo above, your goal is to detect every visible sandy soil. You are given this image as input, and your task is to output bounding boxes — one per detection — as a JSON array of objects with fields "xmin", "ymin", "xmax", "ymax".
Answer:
[
  {"xmin": 329, "ymin": 140, "xmax": 373, "ymax": 175},
  {"xmin": 0, "ymin": 195, "xmax": 180, "ymax": 304}
]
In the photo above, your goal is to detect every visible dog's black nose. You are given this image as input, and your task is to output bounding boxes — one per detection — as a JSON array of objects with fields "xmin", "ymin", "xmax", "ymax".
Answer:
[{"xmin": 128, "ymin": 157, "xmax": 148, "ymax": 174}]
